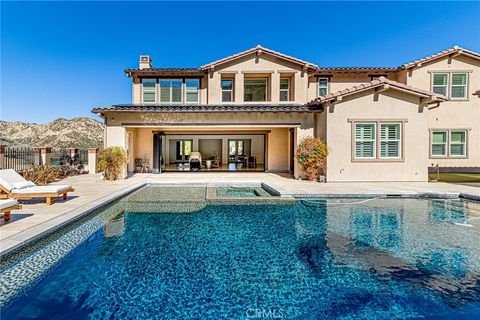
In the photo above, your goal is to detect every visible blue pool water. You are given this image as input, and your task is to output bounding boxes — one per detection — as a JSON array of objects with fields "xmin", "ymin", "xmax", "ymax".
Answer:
[{"xmin": 2, "ymin": 198, "xmax": 480, "ymax": 319}]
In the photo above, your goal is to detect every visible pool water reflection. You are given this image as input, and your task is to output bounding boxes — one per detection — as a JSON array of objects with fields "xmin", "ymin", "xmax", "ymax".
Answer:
[{"xmin": 1, "ymin": 198, "xmax": 479, "ymax": 319}]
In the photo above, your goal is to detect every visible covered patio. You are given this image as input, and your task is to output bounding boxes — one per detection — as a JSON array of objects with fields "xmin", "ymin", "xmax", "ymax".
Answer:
[{"xmin": 124, "ymin": 126, "xmax": 295, "ymax": 174}]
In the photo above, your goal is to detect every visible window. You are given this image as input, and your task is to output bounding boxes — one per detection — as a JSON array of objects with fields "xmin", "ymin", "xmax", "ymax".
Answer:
[
  {"xmin": 355, "ymin": 123, "xmax": 376, "ymax": 159},
  {"xmin": 221, "ymin": 79, "xmax": 233, "ymax": 102},
  {"xmin": 318, "ymin": 78, "xmax": 329, "ymax": 96},
  {"xmin": 431, "ymin": 130, "xmax": 467, "ymax": 157},
  {"xmin": 185, "ymin": 79, "xmax": 200, "ymax": 103},
  {"xmin": 142, "ymin": 79, "xmax": 156, "ymax": 103},
  {"xmin": 450, "ymin": 131, "xmax": 466, "ymax": 156},
  {"xmin": 432, "ymin": 73, "xmax": 448, "ymax": 96},
  {"xmin": 353, "ymin": 121, "xmax": 403, "ymax": 161},
  {"xmin": 432, "ymin": 72, "xmax": 468, "ymax": 99},
  {"xmin": 160, "ymin": 79, "xmax": 182, "ymax": 103},
  {"xmin": 380, "ymin": 123, "xmax": 401, "ymax": 158},
  {"xmin": 244, "ymin": 79, "xmax": 267, "ymax": 102},
  {"xmin": 451, "ymin": 73, "xmax": 467, "ymax": 99},
  {"xmin": 431, "ymin": 131, "xmax": 447, "ymax": 156},
  {"xmin": 280, "ymin": 78, "xmax": 290, "ymax": 101}
]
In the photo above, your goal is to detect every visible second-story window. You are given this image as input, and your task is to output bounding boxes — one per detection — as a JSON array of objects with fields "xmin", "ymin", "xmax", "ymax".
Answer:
[
  {"xmin": 451, "ymin": 73, "xmax": 467, "ymax": 99},
  {"xmin": 432, "ymin": 72, "xmax": 468, "ymax": 99},
  {"xmin": 221, "ymin": 79, "xmax": 233, "ymax": 102},
  {"xmin": 432, "ymin": 73, "xmax": 448, "ymax": 96},
  {"xmin": 142, "ymin": 79, "xmax": 156, "ymax": 103},
  {"xmin": 185, "ymin": 79, "xmax": 200, "ymax": 103},
  {"xmin": 160, "ymin": 79, "xmax": 182, "ymax": 103},
  {"xmin": 244, "ymin": 79, "xmax": 267, "ymax": 102},
  {"xmin": 318, "ymin": 78, "xmax": 329, "ymax": 96},
  {"xmin": 280, "ymin": 78, "xmax": 290, "ymax": 101}
]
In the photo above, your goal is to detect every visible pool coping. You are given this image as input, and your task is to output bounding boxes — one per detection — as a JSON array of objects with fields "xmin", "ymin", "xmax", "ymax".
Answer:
[
  {"xmin": 0, "ymin": 180, "xmax": 478, "ymax": 258},
  {"xmin": 0, "ymin": 182, "xmax": 147, "ymax": 258}
]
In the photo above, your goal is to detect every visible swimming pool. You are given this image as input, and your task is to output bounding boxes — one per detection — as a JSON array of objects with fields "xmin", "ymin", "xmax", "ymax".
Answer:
[{"xmin": 1, "ymin": 187, "xmax": 479, "ymax": 319}]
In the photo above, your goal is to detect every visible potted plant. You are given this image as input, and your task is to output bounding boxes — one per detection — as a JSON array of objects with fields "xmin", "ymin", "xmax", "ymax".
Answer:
[
  {"xmin": 97, "ymin": 146, "xmax": 127, "ymax": 181},
  {"xmin": 295, "ymin": 136, "xmax": 329, "ymax": 182}
]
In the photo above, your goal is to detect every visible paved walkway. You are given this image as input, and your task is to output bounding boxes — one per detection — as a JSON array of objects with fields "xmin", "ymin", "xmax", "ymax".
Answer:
[{"xmin": 1, "ymin": 172, "xmax": 479, "ymax": 254}]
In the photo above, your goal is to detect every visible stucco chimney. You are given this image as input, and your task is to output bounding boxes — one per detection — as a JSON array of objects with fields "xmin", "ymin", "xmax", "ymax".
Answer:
[{"xmin": 139, "ymin": 55, "xmax": 152, "ymax": 69}]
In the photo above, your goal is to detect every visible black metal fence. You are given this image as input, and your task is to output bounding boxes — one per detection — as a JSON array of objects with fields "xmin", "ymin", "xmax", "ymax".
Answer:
[
  {"xmin": 0, "ymin": 148, "xmax": 89, "ymax": 172},
  {"xmin": 1, "ymin": 147, "xmax": 37, "ymax": 171}
]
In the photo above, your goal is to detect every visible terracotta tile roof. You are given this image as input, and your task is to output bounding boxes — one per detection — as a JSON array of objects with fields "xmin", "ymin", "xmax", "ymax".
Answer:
[
  {"xmin": 125, "ymin": 68, "xmax": 204, "ymax": 76},
  {"xmin": 400, "ymin": 46, "xmax": 480, "ymax": 69},
  {"xmin": 307, "ymin": 76, "xmax": 448, "ymax": 106},
  {"xmin": 316, "ymin": 67, "xmax": 396, "ymax": 73},
  {"xmin": 200, "ymin": 45, "xmax": 318, "ymax": 70},
  {"xmin": 92, "ymin": 104, "xmax": 311, "ymax": 114}
]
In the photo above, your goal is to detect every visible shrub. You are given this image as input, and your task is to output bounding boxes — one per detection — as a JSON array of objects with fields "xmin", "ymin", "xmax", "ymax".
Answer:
[
  {"xmin": 97, "ymin": 147, "xmax": 127, "ymax": 181},
  {"xmin": 59, "ymin": 153, "xmax": 87, "ymax": 176},
  {"xmin": 295, "ymin": 136, "xmax": 329, "ymax": 181},
  {"xmin": 21, "ymin": 165, "xmax": 66, "ymax": 185}
]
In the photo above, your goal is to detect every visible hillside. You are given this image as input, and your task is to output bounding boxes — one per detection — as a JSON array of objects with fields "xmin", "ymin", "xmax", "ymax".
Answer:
[{"xmin": 0, "ymin": 117, "xmax": 104, "ymax": 149}]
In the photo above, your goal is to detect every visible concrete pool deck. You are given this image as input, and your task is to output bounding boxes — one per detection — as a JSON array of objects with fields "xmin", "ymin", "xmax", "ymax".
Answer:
[{"xmin": 1, "ymin": 172, "xmax": 479, "ymax": 256}]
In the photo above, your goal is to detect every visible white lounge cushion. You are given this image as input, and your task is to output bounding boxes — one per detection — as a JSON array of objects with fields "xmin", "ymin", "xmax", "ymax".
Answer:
[
  {"xmin": 11, "ymin": 185, "xmax": 72, "ymax": 194},
  {"xmin": 0, "ymin": 169, "xmax": 28, "ymax": 192},
  {"xmin": 0, "ymin": 199, "xmax": 18, "ymax": 210},
  {"xmin": 12, "ymin": 181, "xmax": 36, "ymax": 190}
]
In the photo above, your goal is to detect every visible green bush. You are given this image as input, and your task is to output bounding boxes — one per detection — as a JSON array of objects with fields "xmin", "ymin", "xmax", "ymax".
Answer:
[
  {"xmin": 295, "ymin": 136, "xmax": 329, "ymax": 181},
  {"xmin": 97, "ymin": 147, "xmax": 127, "ymax": 181}
]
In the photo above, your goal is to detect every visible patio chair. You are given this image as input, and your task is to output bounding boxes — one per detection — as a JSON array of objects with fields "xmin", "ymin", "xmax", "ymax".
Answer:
[
  {"xmin": 0, "ymin": 199, "xmax": 21, "ymax": 221},
  {"xmin": 0, "ymin": 169, "xmax": 75, "ymax": 205},
  {"xmin": 189, "ymin": 152, "xmax": 202, "ymax": 172}
]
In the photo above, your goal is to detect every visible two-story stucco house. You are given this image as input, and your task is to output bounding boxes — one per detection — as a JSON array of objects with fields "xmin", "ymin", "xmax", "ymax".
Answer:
[{"xmin": 92, "ymin": 45, "xmax": 480, "ymax": 182}]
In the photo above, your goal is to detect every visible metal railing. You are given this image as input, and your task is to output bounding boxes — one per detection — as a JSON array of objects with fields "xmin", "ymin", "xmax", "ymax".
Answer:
[
  {"xmin": 2, "ymin": 147, "xmax": 37, "ymax": 171},
  {"xmin": 1, "ymin": 147, "xmax": 89, "ymax": 172}
]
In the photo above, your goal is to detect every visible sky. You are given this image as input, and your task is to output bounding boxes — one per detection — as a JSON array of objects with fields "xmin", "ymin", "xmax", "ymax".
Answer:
[{"xmin": 1, "ymin": 1, "xmax": 479, "ymax": 124}]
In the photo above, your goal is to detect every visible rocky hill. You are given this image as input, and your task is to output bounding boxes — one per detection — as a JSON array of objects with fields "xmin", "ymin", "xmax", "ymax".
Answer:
[{"xmin": 0, "ymin": 117, "xmax": 104, "ymax": 149}]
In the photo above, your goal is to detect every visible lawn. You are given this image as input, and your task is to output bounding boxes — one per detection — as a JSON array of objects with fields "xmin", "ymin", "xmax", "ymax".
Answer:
[{"xmin": 428, "ymin": 172, "xmax": 480, "ymax": 183}]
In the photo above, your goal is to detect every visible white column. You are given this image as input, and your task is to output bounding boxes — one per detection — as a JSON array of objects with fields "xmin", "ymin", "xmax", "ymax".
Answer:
[
  {"xmin": 87, "ymin": 148, "xmax": 100, "ymax": 174},
  {"xmin": 33, "ymin": 148, "xmax": 42, "ymax": 166},
  {"xmin": 41, "ymin": 148, "xmax": 51, "ymax": 166}
]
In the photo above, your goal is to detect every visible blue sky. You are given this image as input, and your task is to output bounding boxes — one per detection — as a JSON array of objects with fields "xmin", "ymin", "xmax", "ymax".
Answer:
[{"xmin": 1, "ymin": 1, "xmax": 479, "ymax": 123}]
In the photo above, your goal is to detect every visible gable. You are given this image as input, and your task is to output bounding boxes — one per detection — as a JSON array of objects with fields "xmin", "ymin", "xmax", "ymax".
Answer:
[
  {"xmin": 401, "ymin": 46, "xmax": 480, "ymax": 70},
  {"xmin": 201, "ymin": 45, "xmax": 317, "ymax": 71}
]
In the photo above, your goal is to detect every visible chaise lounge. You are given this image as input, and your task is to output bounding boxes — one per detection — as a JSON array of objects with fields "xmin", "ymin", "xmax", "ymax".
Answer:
[
  {"xmin": 0, "ymin": 199, "xmax": 21, "ymax": 221},
  {"xmin": 0, "ymin": 169, "xmax": 75, "ymax": 205}
]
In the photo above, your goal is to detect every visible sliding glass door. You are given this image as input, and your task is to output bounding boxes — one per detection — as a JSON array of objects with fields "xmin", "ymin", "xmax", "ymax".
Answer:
[
  {"xmin": 176, "ymin": 140, "xmax": 192, "ymax": 162},
  {"xmin": 228, "ymin": 140, "xmax": 245, "ymax": 162}
]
